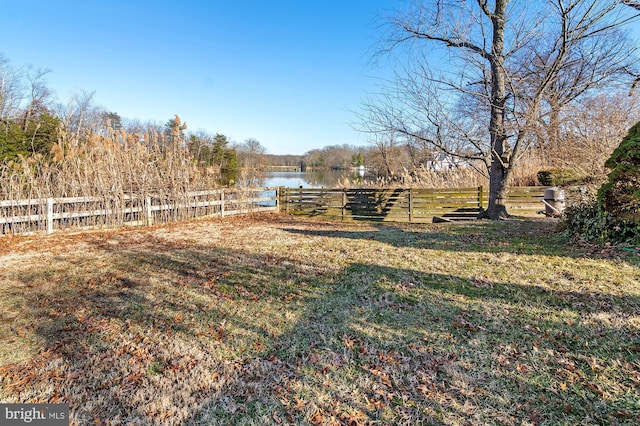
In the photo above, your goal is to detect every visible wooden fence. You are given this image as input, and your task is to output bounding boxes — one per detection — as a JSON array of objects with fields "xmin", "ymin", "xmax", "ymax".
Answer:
[
  {"xmin": 0, "ymin": 188, "xmax": 279, "ymax": 235},
  {"xmin": 280, "ymin": 186, "xmax": 546, "ymax": 222},
  {"xmin": 1, "ymin": 186, "xmax": 548, "ymax": 235}
]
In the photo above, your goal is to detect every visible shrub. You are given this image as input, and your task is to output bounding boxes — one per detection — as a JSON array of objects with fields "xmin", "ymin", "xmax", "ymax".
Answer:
[
  {"xmin": 597, "ymin": 121, "xmax": 640, "ymax": 225},
  {"xmin": 537, "ymin": 168, "xmax": 584, "ymax": 186},
  {"xmin": 560, "ymin": 201, "xmax": 640, "ymax": 246}
]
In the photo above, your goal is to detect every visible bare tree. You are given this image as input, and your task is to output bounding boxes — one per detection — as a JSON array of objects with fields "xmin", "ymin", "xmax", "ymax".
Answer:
[
  {"xmin": 536, "ymin": 90, "xmax": 640, "ymax": 175},
  {"xmin": 54, "ymin": 90, "xmax": 101, "ymax": 155},
  {"xmin": 236, "ymin": 138, "xmax": 267, "ymax": 169},
  {"xmin": 235, "ymin": 138, "xmax": 267, "ymax": 185},
  {"xmin": 369, "ymin": 132, "xmax": 407, "ymax": 178},
  {"xmin": 22, "ymin": 67, "xmax": 52, "ymax": 132},
  {"xmin": 622, "ymin": 0, "xmax": 640, "ymax": 10},
  {"xmin": 363, "ymin": 0, "xmax": 640, "ymax": 218},
  {"xmin": 0, "ymin": 54, "xmax": 26, "ymax": 121}
]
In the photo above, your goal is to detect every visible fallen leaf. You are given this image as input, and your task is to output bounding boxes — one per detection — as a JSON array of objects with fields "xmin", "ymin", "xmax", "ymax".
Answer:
[
  {"xmin": 341, "ymin": 409, "xmax": 368, "ymax": 426},
  {"xmin": 585, "ymin": 382, "xmax": 604, "ymax": 396},
  {"xmin": 611, "ymin": 411, "xmax": 631, "ymax": 418},
  {"xmin": 311, "ymin": 410, "xmax": 326, "ymax": 425}
]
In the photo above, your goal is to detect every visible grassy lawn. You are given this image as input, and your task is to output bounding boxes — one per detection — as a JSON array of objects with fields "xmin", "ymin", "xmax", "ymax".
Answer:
[{"xmin": 0, "ymin": 214, "xmax": 638, "ymax": 425}]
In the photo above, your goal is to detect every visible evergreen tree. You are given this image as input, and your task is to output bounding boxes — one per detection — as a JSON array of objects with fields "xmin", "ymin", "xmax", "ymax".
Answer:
[
  {"xmin": 0, "ymin": 113, "xmax": 59, "ymax": 161},
  {"xmin": 0, "ymin": 119, "xmax": 27, "ymax": 161},
  {"xmin": 598, "ymin": 121, "xmax": 640, "ymax": 224}
]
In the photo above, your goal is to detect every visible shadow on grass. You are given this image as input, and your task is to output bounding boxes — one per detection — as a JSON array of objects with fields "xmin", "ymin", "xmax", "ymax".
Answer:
[
  {"xmin": 283, "ymin": 218, "xmax": 640, "ymax": 264},
  {"xmin": 346, "ymin": 188, "xmax": 405, "ymax": 222},
  {"xmin": 2, "ymin": 224, "xmax": 639, "ymax": 425}
]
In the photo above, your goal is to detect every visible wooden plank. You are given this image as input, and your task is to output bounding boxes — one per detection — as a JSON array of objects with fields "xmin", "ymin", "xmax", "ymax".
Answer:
[
  {"xmin": 0, "ymin": 199, "xmax": 46, "ymax": 208},
  {"xmin": 186, "ymin": 189, "xmax": 223, "ymax": 197},
  {"xmin": 413, "ymin": 198, "xmax": 479, "ymax": 204},
  {"xmin": 0, "ymin": 196, "xmax": 106, "ymax": 207},
  {"xmin": 0, "ymin": 214, "xmax": 43, "ymax": 225},
  {"xmin": 53, "ymin": 206, "xmax": 146, "ymax": 220},
  {"xmin": 54, "ymin": 196, "xmax": 104, "ymax": 204}
]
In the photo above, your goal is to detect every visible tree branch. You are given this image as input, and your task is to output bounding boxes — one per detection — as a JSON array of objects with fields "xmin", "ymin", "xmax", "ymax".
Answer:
[
  {"xmin": 622, "ymin": 0, "xmax": 640, "ymax": 11},
  {"xmin": 398, "ymin": 23, "xmax": 491, "ymax": 60}
]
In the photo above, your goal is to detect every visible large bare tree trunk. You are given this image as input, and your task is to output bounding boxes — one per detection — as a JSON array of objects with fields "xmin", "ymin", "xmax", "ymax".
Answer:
[
  {"xmin": 481, "ymin": 0, "xmax": 510, "ymax": 220},
  {"xmin": 485, "ymin": 163, "xmax": 511, "ymax": 218}
]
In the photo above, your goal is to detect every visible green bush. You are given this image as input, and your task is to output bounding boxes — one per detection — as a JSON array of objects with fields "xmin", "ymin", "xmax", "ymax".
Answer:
[
  {"xmin": 597, "ymin": 121, "xmax": 640, "ymax": 225},
  {"xmin": 537, "ymin": 169, "xmax": 583, "ymax": 186},
  {"xmin": 560, "ymin": 201, "xmax": 640, "ymax": 246}
]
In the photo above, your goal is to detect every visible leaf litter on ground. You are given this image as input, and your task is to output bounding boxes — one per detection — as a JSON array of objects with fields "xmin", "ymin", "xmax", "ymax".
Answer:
[{"xmin": 0, "ymin": 213, "xmax": 639, "ymax": 425}]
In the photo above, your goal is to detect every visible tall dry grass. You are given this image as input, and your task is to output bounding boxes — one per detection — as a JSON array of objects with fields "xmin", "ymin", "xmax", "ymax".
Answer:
[
  {"xmin": 366, "ymin": 166, "xmax": 489, "ymax": 188},
  {"xmin": 339, "ymin": 162, "xmax": 540, "ymax": 190},
  {"xmin": 341, "ymin": 145, "xmax": 607, "ymax": 190},
  {"xmin": 1, "ymin": 126, "xmax": 220, "ymax": 201},
  {"xmin": 0, "ymin": 124, "xmax": 229, "ymax": 233}
]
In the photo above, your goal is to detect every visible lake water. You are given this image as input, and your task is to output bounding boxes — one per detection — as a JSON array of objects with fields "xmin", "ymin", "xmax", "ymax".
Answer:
[{"xmin": 261, "ymin": 170, "xmax": 363, "ymax": 188}]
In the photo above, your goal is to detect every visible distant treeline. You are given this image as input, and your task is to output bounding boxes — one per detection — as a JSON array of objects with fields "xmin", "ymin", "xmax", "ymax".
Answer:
[{"xmin": 263, "ymin": 154, "xmax": 304, "ymax": 168}]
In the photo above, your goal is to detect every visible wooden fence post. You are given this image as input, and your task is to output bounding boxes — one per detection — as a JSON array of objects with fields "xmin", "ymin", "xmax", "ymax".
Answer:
[
  {"xmin": 46, "ymin": 198, "xmax": 54, "ymax": 234},
  {"xmin": 286, "ymin": 188, "xmax": 291, "ymax": 214},
  {"xmin": 408, "ymin": 188, "xmax": 413, "ymax": 222},
  {"xmin": 283, "ymin": 187, "xmax": 289, "ymax": 214},
  {"xmin": 220, "ymin": 190, "xmax": 225, "ymax": 217},
  {"xmin": 478, "ymin": 186, "xmax": 484, "ymax": 209},
  {"xmin": 145, "ymin": 195, "xmax": 153, "ymax": 226},
  {"xmin": 342, "ymin": 189, "xmax": 347, "ymax": 221}
]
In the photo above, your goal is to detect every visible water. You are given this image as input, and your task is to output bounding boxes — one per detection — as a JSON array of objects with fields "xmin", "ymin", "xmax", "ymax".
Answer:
[{"xmin": 261, "ymin": 170, "xmax": 362, "ymax": 188}]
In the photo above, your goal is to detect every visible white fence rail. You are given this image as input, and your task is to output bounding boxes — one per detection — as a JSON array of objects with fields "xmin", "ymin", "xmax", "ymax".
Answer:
[{"xmin": 0, "ymin": 188, "xmax": 279, "ymax": 235}]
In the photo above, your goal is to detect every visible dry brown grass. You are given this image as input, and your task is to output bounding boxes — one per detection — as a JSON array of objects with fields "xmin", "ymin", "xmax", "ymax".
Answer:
[
  {"xmin": 1, "ymin": 213, "xmax": 639, "ymax": 425},
  {"xmin": 0, "ymin": 125, "xmax": 220, "ymax": 201},
  {"xmin": 356, "ymin": 166, "xmax": 489, "ymax": 189},
  {"xmin": 340, "ymin": 157, "xmax": 541, "ymax": 189}
]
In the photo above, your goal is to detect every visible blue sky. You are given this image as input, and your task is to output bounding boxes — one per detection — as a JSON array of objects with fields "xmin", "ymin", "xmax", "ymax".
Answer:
[{"xmin": 1, "ymin": 0, "xmax": 397, "ymax": 155}]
